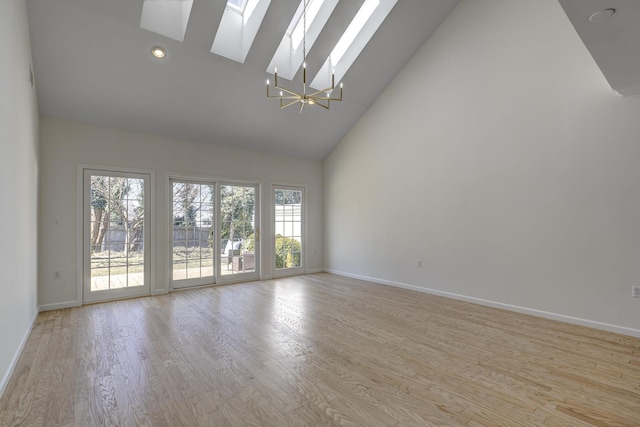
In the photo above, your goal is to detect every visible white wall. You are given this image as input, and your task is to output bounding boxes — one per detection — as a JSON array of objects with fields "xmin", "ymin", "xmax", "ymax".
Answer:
[
  {"xmin": 324, "ymin": 0, "xmax": 640, "ymax": 335},
  {"xmin": 38, "ymin": 117, "xmax": 323, "ymax": 308},
  {"xmin": 0, "ymin": 0, "xmax": 39, "ymax": 396}
]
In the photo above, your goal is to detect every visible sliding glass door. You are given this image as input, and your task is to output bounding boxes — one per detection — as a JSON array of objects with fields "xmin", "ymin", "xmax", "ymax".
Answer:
[{"xmin": 170, "ymin": 179, "xmax": 259, "ymax": 288}]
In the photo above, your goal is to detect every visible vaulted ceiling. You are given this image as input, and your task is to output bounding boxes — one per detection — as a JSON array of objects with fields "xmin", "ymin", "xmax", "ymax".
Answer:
[
  {"xmin": 26, "ymin": 0, "xmax": 460, "ymax": 159},
  {"xmin": 558, "ymin": 0, "xmax": 640, "ymax": 96},
  {"xmin": 27, "ymin": 1, "xmax": 639, "ymax": 160}
]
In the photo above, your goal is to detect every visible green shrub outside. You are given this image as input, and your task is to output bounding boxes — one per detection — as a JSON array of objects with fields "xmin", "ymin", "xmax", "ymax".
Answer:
[
  {"xmin": 275, "ymin": 235, "xmax": 301, "ymax": 268},
  {"xmin": 234, "ymin": 234, "xmax": 299, "ymax": 268}
]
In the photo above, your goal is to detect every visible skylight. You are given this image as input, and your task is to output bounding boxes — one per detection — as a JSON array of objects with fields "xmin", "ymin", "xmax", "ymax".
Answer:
[
  {"xmin": 289, "ymin": 0, "xmax": 324, "ymax": 51},
  {"xmin": 310, "ymin": 0, "xmax": 398, "ymax": 91},
  {"xmin": 211, "ymin": 0, "xmax": 271, "ymax": 63},
  {"xmin": 243, "ymin": 0, "xmax": 261, "ymax": 25},
  {"xmin": 266, "ymin": 0, "xmax": 339, "ymax": 80},
  {"xmin": 331, "ymin": 0, "xmax": 379, "ymax": 65},
  {"xmin": 227, "ymin": 0, "xmax": 262, "ymax": 25},
  {"xmin": 142, "ymin": 0, "xmax": 398, "ymax": 91},
  {"xmin": 226, "ymin": 0, "xmax": 248, "ymax": 13},
  {"xmin": 140, "ymin": 0, "xmax": 194, "ymax": 42}
]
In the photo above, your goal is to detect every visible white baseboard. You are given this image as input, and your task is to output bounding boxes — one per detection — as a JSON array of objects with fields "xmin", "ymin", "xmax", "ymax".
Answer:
[
  {"xmin": 324, "ymin": 269, "xmax": 640, "ymax": 338},
  {"xmin": 39, "ymin": 300, "xmax": 81, "ymax": 312},
  {"xmin": 307, "ymin": 268, "xmax": 324, "ymax": 274},
  {"xmin": 0, "ymin": 308, "xmax": 39, "ymax": 400}
]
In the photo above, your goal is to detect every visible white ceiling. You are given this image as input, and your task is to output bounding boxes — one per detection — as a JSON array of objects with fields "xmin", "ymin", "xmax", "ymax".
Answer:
[
  {"xmin": 558, "ymin": 0, "xmax": 640, "ymax": 96},
  {"xmin": 26, "ymin": 0, "xmax": 461, "ymax": 160}
]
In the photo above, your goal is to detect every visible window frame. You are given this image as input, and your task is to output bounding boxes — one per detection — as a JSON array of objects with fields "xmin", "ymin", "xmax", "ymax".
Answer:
[{"xmin": 272, "ymin": 184, "xmax": 306, "ymax": 278}]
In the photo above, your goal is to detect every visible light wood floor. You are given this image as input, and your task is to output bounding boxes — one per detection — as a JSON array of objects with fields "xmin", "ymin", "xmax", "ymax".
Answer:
[{"xmin": 1, "ymin": 273, "xmax": 639, "ymax": 426}]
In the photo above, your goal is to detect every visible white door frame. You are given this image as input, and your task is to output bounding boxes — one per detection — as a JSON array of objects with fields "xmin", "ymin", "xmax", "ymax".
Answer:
[
  {"xmin": 81, "ymin": 166, "xmax": 154, "ymax": 303},
  {"xmin": 272, "ymin": 184, "xmax": 306, "ymax": 278}
]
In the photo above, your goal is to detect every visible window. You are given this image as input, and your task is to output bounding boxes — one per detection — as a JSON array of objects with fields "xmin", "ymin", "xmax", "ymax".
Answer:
[
  {"xmin": 274, "ymin": 186, "xmax": 304, "ymax": 275},
  {"xmin": 266, "ymin": 0, "xmax": 338, "ymax": 79},
  {"xmin": 310, "ymin": 0, "xmax": 398, "ymax": 90},
  {"xmin": 140, "ymin": 0, "xmax": 194, "ymax": 42},
  {"xmin": 211, "ymin": 0, "xmax": 271, "ymax": 63},
  {"xmin": 227, "ymin": 0, "xmax": 248, "ymax": 12}
]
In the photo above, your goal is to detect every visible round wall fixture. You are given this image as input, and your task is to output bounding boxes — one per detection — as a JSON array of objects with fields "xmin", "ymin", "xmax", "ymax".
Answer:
[
  {"xmin": 151, "ymin": 46, "xmax": 166, "ymax": 59},
  {"xmin": 589, "ymin": 8, "xmax": 615, "ymax": 23}
]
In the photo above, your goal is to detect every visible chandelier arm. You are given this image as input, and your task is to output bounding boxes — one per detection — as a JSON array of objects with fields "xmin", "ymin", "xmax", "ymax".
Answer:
[
  {"xmin": 268, "ymin": 93, "xmax": 293, "ymax": 99},
  {"xmin": 307, "ymin": 87, "xmax": 334, "ymax": 97},
  {"xmin": 281, "ymin": 99, "xmax": 301, "ymax": 109},
  {"xmin": 268, "ymin": 84, "xmax": 298, "ymax": 99},
  {"xmin": 274, "ymin": 86, "xmax": 303, "ymax": 97},
  {"xmin": 268, "ymin": 91, "xmax": 300, "ymax": 100},
  {"xmin": 270, "ymin": 91, "xmax": 301, "ymax": 99},
  {"xmin": 310, "ymin": 100, "xmax": 330, "ymax": 110},
  {"xmin": 312, "ymin": 92, "xmax": 342, "ymax": 101},
  {"xmin": 329, "ymin": 87, "xmax": 343, "ymax": 102}
]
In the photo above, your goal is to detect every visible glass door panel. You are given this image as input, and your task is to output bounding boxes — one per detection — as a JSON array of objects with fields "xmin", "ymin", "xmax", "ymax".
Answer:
[
  {"xmin": 274, "ymin": 186, "xmax": 304, "ymax": 276},
  {"xmin": 171, "ymin": 180, "xmax": 215, "ymax": 288},
  {"xmin": 219, "ymin": 184, "xmax": 258, "ymax": 280},
  {"xmin": 84, "ymin": 170, "xmax": 150, "ymax": 302}
]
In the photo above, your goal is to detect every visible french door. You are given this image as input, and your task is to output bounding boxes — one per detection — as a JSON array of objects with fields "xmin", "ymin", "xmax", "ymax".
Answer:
[
  {"xmin": 170, "ymin": 179, "xmax": 259, "ymax": 288},
  {"xmin": 218, "ymin": 183, "xmax": 259, "ymax": 282},
  {"xmin": 170, "ymin": 180, "xmax": 215, "ymax": 288},
  {"xmin": 83, "ymin": 169, "xmax": 151, "ymax": 303},
  {"xmin": 273, "ymin": 185, "xmax": 304, "ymax": 277}
]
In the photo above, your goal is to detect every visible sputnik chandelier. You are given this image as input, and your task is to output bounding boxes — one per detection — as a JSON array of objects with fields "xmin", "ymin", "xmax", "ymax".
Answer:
[{"xmin": 266, "ymin": 0, "xmax": 343, "ymax": 112}]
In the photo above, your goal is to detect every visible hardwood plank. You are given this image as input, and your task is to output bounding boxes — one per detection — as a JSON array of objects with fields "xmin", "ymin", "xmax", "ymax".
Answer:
[{"xmin": 0, "ymin": 273, "xmax": 638, "ymax": 426}]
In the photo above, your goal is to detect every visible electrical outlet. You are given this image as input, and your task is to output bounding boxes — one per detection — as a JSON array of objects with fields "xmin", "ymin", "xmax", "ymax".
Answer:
[
  {"xmin": 416, "ymin": 260, "xmax": 422, "ymax": 268},
  {"xmin": 54, "ymin": 271, "xmax": 61, "ymax": 280},
  {"xmin": 633, "ymin": 286, "xmax": 640, "ymax": 298}
]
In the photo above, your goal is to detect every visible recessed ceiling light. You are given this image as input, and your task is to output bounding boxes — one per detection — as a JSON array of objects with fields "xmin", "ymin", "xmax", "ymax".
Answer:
[
  {"xmin": 151, "ymin": 45, "xmax": 166, "ymax": 58},
  {"xmin": 589, "ymin": 8, "xmax": 615, "ymax": 23}
]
